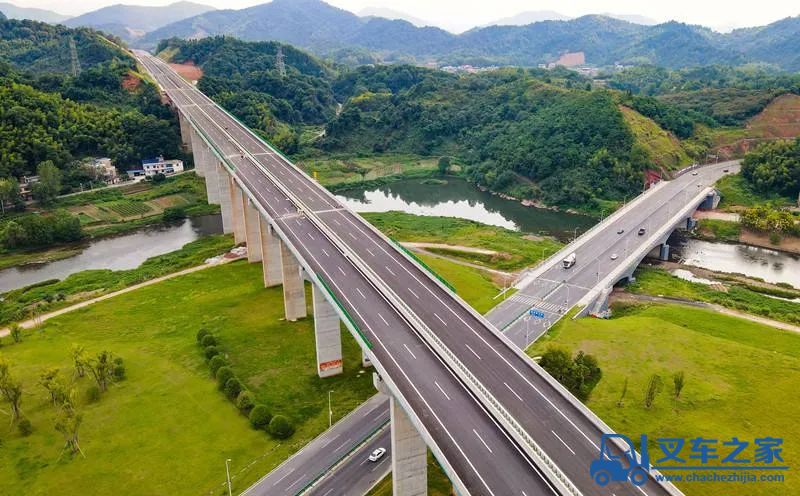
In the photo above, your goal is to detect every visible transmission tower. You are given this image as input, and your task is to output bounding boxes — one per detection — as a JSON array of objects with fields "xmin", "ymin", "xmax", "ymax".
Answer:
[
  {"xmin": 276, "ymin": 46, "xmax": 286, "ymax": 77},
  {"xmin": 69, "ymin": 37, "xmax": 81, "ymax": 76}
]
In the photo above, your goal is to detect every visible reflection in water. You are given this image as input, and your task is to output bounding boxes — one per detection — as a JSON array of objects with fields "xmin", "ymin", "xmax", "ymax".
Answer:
[
  {"xmin": 0, "ymin": 215, "xmax": 223, "ymax": 293},
  {"xmin": 336, "ymin": 178, "xmax": 595, "ymax": 239},
  {"xmin": 679, "ymin": 239, "xmax": 800, "ymax": 288}
]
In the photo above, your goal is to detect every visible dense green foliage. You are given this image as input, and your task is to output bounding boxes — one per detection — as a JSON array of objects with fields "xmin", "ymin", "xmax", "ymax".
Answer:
[
  {"xmin": 618, "ymin": 94, "xmax": 712, "ymax": 139},
  {"xmin": 324, "ymin": 69, "xmax": 647, "ymax": 208},
  {"xmin": 740, "ymin": 205, "xmax": 799, "ymax": 236},
  {"xmin": 539, "ymin": 347, "xmax": 602, "ymax": 401},
  {"xmin": 741, "ymin": 138, "xmax": 800, "ymax": 197},
  {"xmin": 0, "ymin": 18, "xmax": 183, "ymax": 182},
  {"xmin": 1, "ymin": 209, "xmax": 83, "ymax": 249},
  {"xmin": 159, "ymin": 37, "xmax": 336, "ymax": 152},
  {"xmin": 608, "ymin": 65, "xmax": 800, "ymax": 125}
]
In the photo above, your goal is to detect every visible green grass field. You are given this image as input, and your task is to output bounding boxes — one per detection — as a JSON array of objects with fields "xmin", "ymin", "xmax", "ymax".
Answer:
[
  {"xmin": 297, "ymin": 154, "xmax": 441, "ymax": 188},
  {"xmin": 0, "ymin": 262, "xmax": 376, "ymax": 495},
  {"xmin": 715, "ymin": 174, "xmax": 793, "ymax": 209},
  {"xmin": 696, "ymin": 218, "xmax": 741, "ymax": 241},
  {"xmin": 532, "ymin": 303, "xmax": 800, "ymax": 496},
  {"xmin": 101, "ymin": 199, "xmax": 153, "ymax": 217},
  {"xmin": 364, "ymin": 211, "xmax": 561, "ymax": 272},
  {"xmin": 629, "ymin": 267, "xmax": 800, "ymax": 325}
]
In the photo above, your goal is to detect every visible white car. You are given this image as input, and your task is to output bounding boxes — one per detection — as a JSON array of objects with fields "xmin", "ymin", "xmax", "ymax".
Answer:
[
  {"xmin": 610, "ymin": 253, "xmax": 618, "ymax": 260},
  {"xmin": 368, "ymin": 447, "xmax": 387, "ymax": 462}
]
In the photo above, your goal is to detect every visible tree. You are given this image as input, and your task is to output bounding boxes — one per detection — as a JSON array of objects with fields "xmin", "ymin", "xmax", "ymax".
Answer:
[
  {"xmin": 644, "ymin": 374, "xmax": 663, "ymax": 409},
  {"xmin": 269, "ymin": 415, "xmax": 294, "ymax": 439},
  {"xmin": 437, "ymin": 156, "xmax": 451, "ymax": 175},
  {"xmin": 216, "ymin": 366, "xmax": 234, "ymax": 391},
  {"xmin": 196, "ymin": 328, "xmax": 210, "ymax": 343},
  {"xmin": 209, "ymin": 355, "xmax": 227, "ymax": 375},
  {"xmin": 71, "ymin": 344, "xmax": 88, "ymax": 378},
  {"xmin": 86, "ymin": 351, "xmax": 115, "ymax": 392},
  {"xmin": 236, "ymin": 390, "xmax": 255, "ymax": 414},
  {"xmin": 18, "ymin": 417, "xmax": 33, "ymax": 436},
  {"xmin": 112, "ymin": 357, "xmax": 126, "ymax": 380},
  {"xmin": 55, "ymin": 401, "xmax": 83, "ymax": 457},
  {"xmin": 39, "ymin": 367, "xmax": 67, "ymax": 406},
  {"xmin": 0, "ymin": 177, "xmax": 20, "ymax": 215},
  {"xmin": 31, "ymin": 161, "xmax": 62, "ymax": 205},
  {"xmin": 205, "ymin": 345, "xmax": 220, "ymax": 360},
  {"xmin": 249, "ymin": 404, "xmax": 272, "ymax": 430},
  {"xmin": 9, "ymin": 323, "xmax": 22, "ymax": 343},
  {"xmin": 617, "ymin": 377, "xmax": 628, "ymax": 407},
  {"xmin": 224, "ymin": 377, "xmax": 242, "ymax": 400},
  {"xmin": 200, "ymin": 334, "xmax": 217, "ymax": 347},
  {"xmin": 0, "ymin": 358, "xmax": 24, "ymax": 423},
  {"xmin": 673, "ymin": 371, "xmax": 685, "ymax": 398}
]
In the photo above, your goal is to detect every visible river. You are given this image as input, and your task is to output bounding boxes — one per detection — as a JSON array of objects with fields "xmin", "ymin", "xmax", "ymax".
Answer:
[
  {"xmin": 676, "ymin": 238, "xmax": 800, "ymax": 288},
  {"xmin": 335, "ymin": 178, "xmax": 595, "ymax": 241},
  {"xmin": 0, "ymin": 215, "xmax": 223, "ymax": 293}
]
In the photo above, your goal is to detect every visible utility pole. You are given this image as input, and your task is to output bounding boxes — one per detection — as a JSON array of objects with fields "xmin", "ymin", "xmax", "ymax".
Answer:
[
  {"xmin": 276, "ymin": 46, "xmax": 286, "ymax": 77},
  {"xmin": 328, "ymin": 390, "xmax": 334, "ymax": 428},
  {"xmin": 69, "ymin": 37, "xmax": 81, "ymax": 77}
]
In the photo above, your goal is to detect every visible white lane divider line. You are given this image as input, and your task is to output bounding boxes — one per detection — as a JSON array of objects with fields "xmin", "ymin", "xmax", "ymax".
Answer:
[
  {"xmin": 473, "ymin": 429, "xmax": 493, "ymax": 453},
  {"xmin": 434, "ymin": 381, "xmax": 451, "ymax": 400},
  {"xmin": 272, "ymin": 468, "xmax": 294, "ymax": 485},
  {"xmin": 378, "ymin": 313, "xmax": 389, "ymax": 326},
  {"xmin": 434, "ymin": 312, "xmax": 448, "ymax": 327},
  {"xmin": 551, "ymin": 430, "xmax": 575, "ymax": 455},
  {"xmin": 403, "ymin": 344, "xmax": 417, "ymax": 360},
  {"xmin": 357, "ymin": 288, "xmax": 367, "ymax": 299},
  {"xmin": 504, "ymin": 382, "xmax": 524, "ymax": 402},
  {"xmin": 408, "ymin": 287, "xmax": 420, "ymax": 299},
  {"xmin": 322, "ymin": 249, "xmax": 330, "ymax": 257},
  {"xmin": 464, "ymin": 343, "xmax": 482, "ymax": 360},
  {"xmin": 385, "ymin": 266, "xmax": 396, "ymax": 276},
  {"xmin": 337, "ymin": 266, "xmax": 346, "ymax": 276},
  {"xmin": 307, "ymin": 232, "xmax": 315, "ymax": 241}
]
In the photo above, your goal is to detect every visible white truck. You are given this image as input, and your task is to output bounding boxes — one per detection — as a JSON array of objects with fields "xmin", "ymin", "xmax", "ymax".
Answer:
[{"xmin": 562, "ymin": 252, "xmax": 577, "ymax": 269}]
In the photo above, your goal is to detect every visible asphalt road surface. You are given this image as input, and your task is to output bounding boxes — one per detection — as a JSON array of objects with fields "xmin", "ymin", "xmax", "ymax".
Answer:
[
  {"xmin": 240, "ymin": 394, "xmax": 389, "ymax": 496},
  {"xmin": 136, "ymin": 51, "xmax": 683, "ymax": 496}
]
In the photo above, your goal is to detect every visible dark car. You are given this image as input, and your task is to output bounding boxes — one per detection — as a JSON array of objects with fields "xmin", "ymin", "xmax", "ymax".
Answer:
[
  {"xmin": 638, "ymin": 228, "xmax": 646, "ymax": 235},
  {"xmin": 617, "ymin": 229, "xmax": 624, "ymax": 234}
]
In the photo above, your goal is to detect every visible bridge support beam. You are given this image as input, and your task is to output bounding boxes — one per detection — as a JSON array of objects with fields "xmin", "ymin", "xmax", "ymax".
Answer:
[
  {"xmin": 280, "ymin": 242, "xmax": 307, "ymax": 321},
  {"xmin": 312, "ymin": 285, "xmax": 343, "ymax": 378},
  {"xmin": 216, "ymin": 164, "xmax": 233, "ymax": 234},
  {"xmin": 230, "ymin": 182, "xmax": 246, "ymax": 244},
  {"xmin": 178, "ymin": 112, "xmax": 192, "ymax": 152},
  {"xmin": 242, "ymin": 198, "xmax": 262, "ymax": 263},
  {"xmin": 391, "ymin": 396, "xmax": 428, "ymax": 496},
  {"xmin": 259, "ymin": 218, "xmax": 282, "ymax": 287},
  {"xmin": 202, "ymin": 149, "xmax": 220, "ymax": 204}
]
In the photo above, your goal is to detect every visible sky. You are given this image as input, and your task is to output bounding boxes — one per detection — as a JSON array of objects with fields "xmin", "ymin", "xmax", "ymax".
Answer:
[{"xmin": 11, "ymin": 0, "xmax": 800, "ymax": 33}]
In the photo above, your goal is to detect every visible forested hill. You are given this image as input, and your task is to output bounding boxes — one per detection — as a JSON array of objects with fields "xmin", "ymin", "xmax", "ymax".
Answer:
[
  {"xmin": 321, "ymin": 67, "xmax": 689, "ymax": 209},
  {"xmin": 159, "ymin": 37, "xmax": 337, "ymax": 152},
  {"xmin": 0, "ymin": 18, "xmax": 182, "ymax": 181},
  {"xmin": 138, "ymin": 0, "xmax": 800, "ymax": 71}
]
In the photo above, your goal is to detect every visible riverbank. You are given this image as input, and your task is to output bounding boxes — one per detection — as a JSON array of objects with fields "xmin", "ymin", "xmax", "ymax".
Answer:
[{"xmin": 0, "ymin": 173, "xmax": 219, "ymax": 271}]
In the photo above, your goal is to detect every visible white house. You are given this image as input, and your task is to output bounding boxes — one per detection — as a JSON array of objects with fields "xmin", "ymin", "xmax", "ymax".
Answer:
[{"xmin": 140, "ymin": 156, "xmax": 184, "ymax": 177}]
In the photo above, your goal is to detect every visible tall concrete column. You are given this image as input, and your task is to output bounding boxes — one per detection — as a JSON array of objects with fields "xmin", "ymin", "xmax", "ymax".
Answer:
[
  {"xmin": 259, "ymin": 218, "xmax": 282, "ymax": 287},
  {"xmin": 189, "ymin": 129, "xmax": 205, "ymax": 177},
  {"xmin": 178, "ymin": 112, "xmax": 192, "ymax": 152},
  {"xmin": 280, "ymin": 241, "xmax": 307, "ymax": 321},
  {"xmin": 203, "ymin": 149, "xmax": 220, "ymax": 205},
  {"xmin": 312, "ymin": 285, "xmax": 343, "ymax": 378},
  {"xmin": 230, "ymin": 181, "xmax": 246, "ymax": 244},
  {"xmin": 659, "ymin": 243, "xmax": 670, "ymax": 261},
  {"xmin": 391, "ymin": 396, "xmax": 428, "ymax": 496},
  {"xmin": 216, "ymin": 163, "xmax": 233, "ymax": 234},
  {"xmin": 243, "ymin": 197, "xmax": 262, "ymax": 263}
]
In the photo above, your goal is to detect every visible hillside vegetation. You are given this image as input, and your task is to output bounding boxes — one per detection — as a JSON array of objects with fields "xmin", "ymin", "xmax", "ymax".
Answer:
[{"xmin": 0, "ymin": 18, "xmax": 183, "ymax": 182}]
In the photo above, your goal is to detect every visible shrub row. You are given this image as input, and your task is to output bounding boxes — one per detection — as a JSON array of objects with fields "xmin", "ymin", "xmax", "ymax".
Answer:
[{"xmin": 195, "ymin": 328, "xmax": 294, "ymax": 439}]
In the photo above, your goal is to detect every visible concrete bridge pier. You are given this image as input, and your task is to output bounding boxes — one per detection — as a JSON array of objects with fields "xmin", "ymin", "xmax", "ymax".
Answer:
[
  {"xmin": 202, "ymin": 150, "xmax": 221, "ymax": 204},
  {"xmin": 391, "ymin": 396, "xmax": 428, "ymax": 496},
  {"xmin": 659, "ymin": 243, "xmax": 670, "ymax": 261},
  {"xmin": 280, "ymin": 241, "xmax": 307, "ymax": 321},
  {"xmin": 311, "ymin": 285, "xmax": 343, "ymax": 377},
  {"xmin": 259, "ymin": 218, "xmax": 282, "ymax": 287},
  {"xmin": 188, "ymin": 128, "xmax": 205, "ymax": 177},
  {"xmin": 230, "ymin": 182, "xmax": 246, "ymax": 244},
  {"xmin": 242, "ymin": 198, "xmax": 262, "ymax": 263},
  {"xmin": 216, "ymin": 164, "xmax": 234, "ymax": 234},
  {"xmin": 372, "ymin": 374, "xmax": 428, "ymax": 496},
  {"xmin": 178, "ymin": 112, "xmax": 192, "ymax": 152}
]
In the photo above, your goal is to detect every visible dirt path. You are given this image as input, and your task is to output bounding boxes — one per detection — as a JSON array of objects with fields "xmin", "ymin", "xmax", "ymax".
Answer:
[
  {"xmin": 400, "ymin": 242, "xmax": 499, "ymax": 255},
  {"xmin": 0, "ymin": 255, "xmax": 244, "ymax": 338}
]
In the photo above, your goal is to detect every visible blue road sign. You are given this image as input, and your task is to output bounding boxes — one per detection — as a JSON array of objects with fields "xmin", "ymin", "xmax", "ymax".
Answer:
[{"xmin": 529, "ymin": 309, "xmax": 545, "ymax": 319}]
